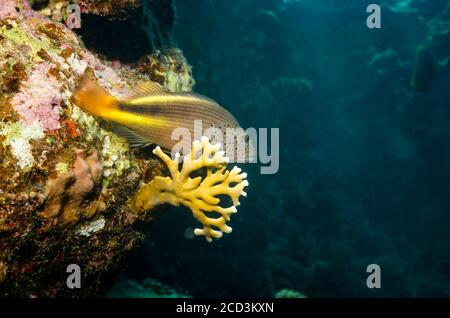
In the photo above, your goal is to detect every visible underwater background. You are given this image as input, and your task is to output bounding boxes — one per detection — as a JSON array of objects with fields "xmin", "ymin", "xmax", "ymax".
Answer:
[
  {"xmin": 104, "ymin": 0, "xmax": 450, "ymax": 298},
  {"xmin": 6, "ymin": 0, "xmax": 450, "ymax": 298}
]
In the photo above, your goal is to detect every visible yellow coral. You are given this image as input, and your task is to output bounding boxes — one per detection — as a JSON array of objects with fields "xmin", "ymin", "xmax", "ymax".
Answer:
[{"xmin": 132, "ymin": 136, "xmax": 249, "ymax": 242}]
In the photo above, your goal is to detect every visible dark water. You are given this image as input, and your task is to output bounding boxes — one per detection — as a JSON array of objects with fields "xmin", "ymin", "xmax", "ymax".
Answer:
[{"xmin": 117, "ymin": 0, "xmax": 450, "ymax": 297}]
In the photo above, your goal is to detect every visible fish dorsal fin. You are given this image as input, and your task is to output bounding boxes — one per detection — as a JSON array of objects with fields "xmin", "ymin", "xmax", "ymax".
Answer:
[
  {"xmin": 125, "ymin": 81, "xmax": 166, "ymax": 100},
  {"xmin": 111, "ymin": 123, "xmax": 152, "ymax": 147}
]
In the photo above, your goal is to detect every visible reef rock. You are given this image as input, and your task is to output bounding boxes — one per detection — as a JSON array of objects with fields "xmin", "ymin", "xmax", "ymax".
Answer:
[{"xmin": 0, "ymin": 0, "xmax": 193, "ymax": 297}]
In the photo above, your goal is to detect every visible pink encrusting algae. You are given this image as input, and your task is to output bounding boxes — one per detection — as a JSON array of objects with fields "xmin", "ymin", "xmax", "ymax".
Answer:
[
  {"xmin": 0, "ymin": 0, "xmax": 19, "ymax": 20},
  {"xmin": 11, "ymin": 62, "xmax": 63, "ymax": 132},
  {"xmin": 0, "ymin": 0, "xmax": 39, "ymax": 20},
  {"xmin": 81, "ymin": 51, "xmax": 127, "ymax": 95}
]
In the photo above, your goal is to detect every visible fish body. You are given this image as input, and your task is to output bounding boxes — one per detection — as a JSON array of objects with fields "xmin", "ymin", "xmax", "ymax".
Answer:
[{"xmin": 72, "ymin": 72, "xmax": 254, "ymax": 161}]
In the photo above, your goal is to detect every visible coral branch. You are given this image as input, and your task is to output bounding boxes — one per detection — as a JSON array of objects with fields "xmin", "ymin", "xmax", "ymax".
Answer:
[{"xmin": 132, "ymin": 136, "xmax": 249, "ymax": 242}]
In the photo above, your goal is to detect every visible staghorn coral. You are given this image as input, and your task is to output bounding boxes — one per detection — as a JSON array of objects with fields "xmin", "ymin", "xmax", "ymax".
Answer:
[{"xmin": 132, "ymin": 136, "xmax": 249, "ymax": 242}]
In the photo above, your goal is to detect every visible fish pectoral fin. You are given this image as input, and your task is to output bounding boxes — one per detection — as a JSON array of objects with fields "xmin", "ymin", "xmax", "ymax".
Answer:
[
  {"xmin": 113, "ymin": 124, "xmax": 174, "ymax": 155},
  {"xmin": 111, "ymin": 123, "xmax": 152, "ymax": 147},
  {"xmin": 124, "ymin": 81, "xmax": 166, "ymax": 100}
]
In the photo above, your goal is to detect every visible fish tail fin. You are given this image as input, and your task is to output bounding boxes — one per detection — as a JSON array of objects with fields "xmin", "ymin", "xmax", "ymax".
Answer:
[{"xmin": 72, "ymin": 71, "xmax": 118, "ymax": 118}]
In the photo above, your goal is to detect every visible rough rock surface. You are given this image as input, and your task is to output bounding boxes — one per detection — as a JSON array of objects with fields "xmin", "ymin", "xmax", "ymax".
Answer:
[{"xmin": 0, "ymin": 0, "xmax": 193, "ymax": 297}]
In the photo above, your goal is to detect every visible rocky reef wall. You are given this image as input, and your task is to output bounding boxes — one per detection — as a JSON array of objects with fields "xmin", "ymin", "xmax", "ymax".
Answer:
[{"xmin": 0, "ymin": 0, "xmax": 193, "ymax": 297}]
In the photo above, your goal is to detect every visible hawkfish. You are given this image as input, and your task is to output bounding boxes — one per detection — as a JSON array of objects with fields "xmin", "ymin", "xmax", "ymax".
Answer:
[{"xmin": 72, "ymin": 71, "xmax": 254, "ymax": 162}]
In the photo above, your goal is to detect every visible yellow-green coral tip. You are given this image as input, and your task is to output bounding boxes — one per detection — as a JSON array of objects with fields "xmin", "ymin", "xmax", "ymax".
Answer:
[
  {"xmin": 152, "ymin": 146, "xmax": 161, "ymax": 154},
  {"xmin": 223, "ymin": 225, "xmax": 232, "ymax": 233},
  {"xmin": 200, "ymin": 136, "xmax": 209, "ymax": 143}
]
